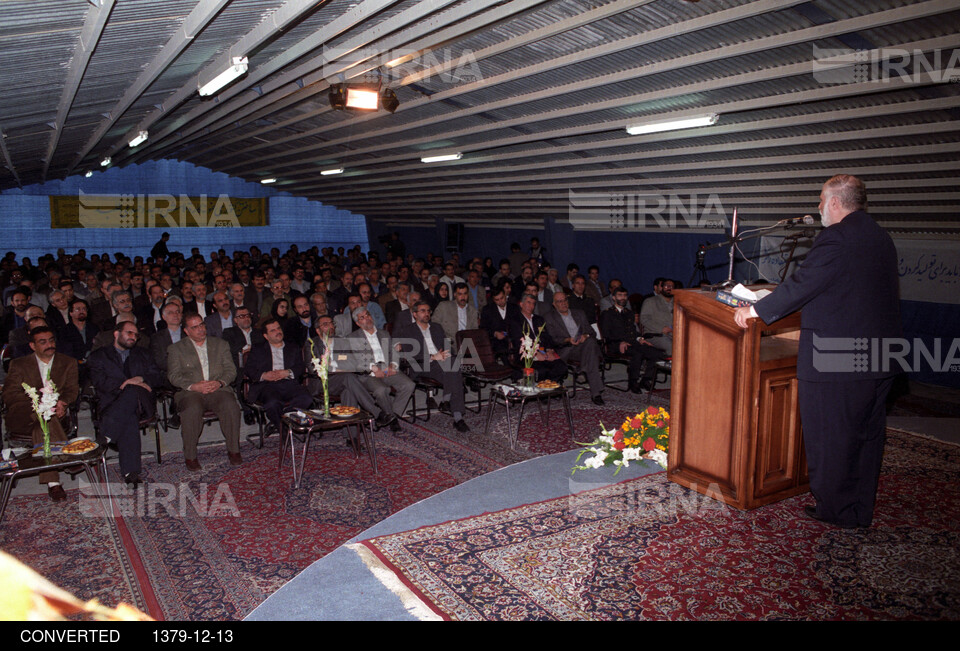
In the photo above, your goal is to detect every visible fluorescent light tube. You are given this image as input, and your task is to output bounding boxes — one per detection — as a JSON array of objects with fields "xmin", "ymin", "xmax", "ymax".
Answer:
[
  {"xmin": 626, "ymin": 113, "xmax": 719, "ymax": 136},
  {"xmin": 421, "ymin": 153, "xmax": 462, "ymax": 163},
  {"xmin": 199, "ymin": 57, "xmax": 249, "ymax": 97},
  {"xmin": 128, "ymin": 131, "xmax": 148, "ymax": 148}
]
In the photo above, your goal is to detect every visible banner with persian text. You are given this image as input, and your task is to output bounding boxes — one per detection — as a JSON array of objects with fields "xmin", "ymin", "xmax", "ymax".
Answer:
[
  {"xmin": 50, "ymin": 192, "xmax": 268, "ymax": 229},
  {"xmin": 758, "ymin": 235, "xmax": 960, "ymax": 305}
]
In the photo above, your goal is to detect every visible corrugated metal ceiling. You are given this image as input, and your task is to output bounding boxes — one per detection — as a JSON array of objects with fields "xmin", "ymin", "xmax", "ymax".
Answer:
[{"xmin": 0, "ymin": 0, "xmax": 958, "ymax": 231}]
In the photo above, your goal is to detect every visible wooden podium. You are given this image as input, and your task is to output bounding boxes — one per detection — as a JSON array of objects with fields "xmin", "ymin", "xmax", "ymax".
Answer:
[{"xmin": 667, "ymin": 288, "xmax": 808, "ymax": 510}]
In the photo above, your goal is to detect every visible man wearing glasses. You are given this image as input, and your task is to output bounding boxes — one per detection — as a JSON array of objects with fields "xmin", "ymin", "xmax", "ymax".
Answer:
[{"xmin": 167, "ymin": 313, "xmax": 242, "ymax": 471}]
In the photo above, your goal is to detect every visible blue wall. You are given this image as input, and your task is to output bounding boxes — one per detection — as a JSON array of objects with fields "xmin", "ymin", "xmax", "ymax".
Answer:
[
  {"xmin": 366, "ymin": 216, "xmax": 729, "ymax": 293},
  {"xmin": 0, "ymin": 159, "xmax": 368, "ymax": 259}
]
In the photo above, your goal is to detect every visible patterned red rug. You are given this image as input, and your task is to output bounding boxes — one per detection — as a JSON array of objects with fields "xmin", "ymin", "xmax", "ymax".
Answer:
[
  {"xmin": 0, "ymin": 422, "xmax": 503, "ymax": 620},
  {"xmin": 352, "ymin": 429, "xmax": 960, "ymax": 620}
]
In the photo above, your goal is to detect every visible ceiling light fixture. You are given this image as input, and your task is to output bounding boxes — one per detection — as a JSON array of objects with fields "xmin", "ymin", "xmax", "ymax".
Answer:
[
  {"xmin": 345, "ymin": 87, "xmax": 379, "ymax": 110},
  {"xmin": 626, "ymin": 113, "xmax": 719, "ymax": 136},
  {"xmin": 421, "ymin": 153, "xmax": 462, "ymax": 163},
  {"xmin": 128, "ymin": 130, "xmax": 148, "ymax": 148},
  {"xmin": 84, "ymin": 170, "xmax": 93, "ymax": 178},
  {"xmin": 260, "ymin": 178, "xmax": 276, "ymax": 184},
  {"xmin": 320, "ymin": 168, "xmax": 344, "ymax": 176},
  {"xmin": 100, "ymin": 156, "xmax": 111, "ymax": 167},
  {"xmin": 198, "ymin": 57, "xmax": 249, "ymax": 97}
]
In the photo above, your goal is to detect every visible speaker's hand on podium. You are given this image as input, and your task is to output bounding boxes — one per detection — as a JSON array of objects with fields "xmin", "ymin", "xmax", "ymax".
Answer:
[{"xmin": 733, "ymin": 305, "xmax": 757, "ymax": 329}]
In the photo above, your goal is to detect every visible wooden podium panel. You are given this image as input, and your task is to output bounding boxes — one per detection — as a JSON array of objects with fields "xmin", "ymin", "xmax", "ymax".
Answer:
[{"xmin": 667, "ymin": 289, "xmax": 808, "ymax": 510}]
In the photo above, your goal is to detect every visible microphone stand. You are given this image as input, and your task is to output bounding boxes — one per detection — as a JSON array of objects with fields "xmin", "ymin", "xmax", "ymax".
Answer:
[{"xmin": 701, "ymin": 210, "xmax": 817, "ymax": 290}]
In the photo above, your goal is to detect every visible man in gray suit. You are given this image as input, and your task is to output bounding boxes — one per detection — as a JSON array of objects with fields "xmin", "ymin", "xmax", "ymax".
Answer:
[
  {"xmin": 346, "ymin": 307, "xmax": 414, "ymax": 431},
  {"xmin": 543, "ymin": 291, "xmax": 605, "ymax": 405},
  {"xmin": 431, "ymin": 282, "xmax": 478, "ymax": 343},
  {"xmin": 203, "ymin": 291, "xmax": 234, "ymax": 339},
  {"xmin": 167, "ymin": 313, "xmax": 242, "ymax": 471}
]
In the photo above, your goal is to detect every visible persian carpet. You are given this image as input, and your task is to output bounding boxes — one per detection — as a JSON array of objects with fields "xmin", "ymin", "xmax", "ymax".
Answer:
[
  {"xmin": 0, "ymin": 421, "xmax": 503, "ymax": 621},
  {"xmin": 0, "ymin": 486, "xmax": 163, "ymax": 619},
  {"xmin": 352, "ymin": 429, "xmax": 960, "ymax": 620}
]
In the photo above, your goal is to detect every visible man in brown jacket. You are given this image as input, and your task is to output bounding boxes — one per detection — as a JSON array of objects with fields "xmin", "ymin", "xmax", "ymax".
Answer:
[{"xmin": 3, "ymin": 326, "xmax": 79, "ymax": 501}]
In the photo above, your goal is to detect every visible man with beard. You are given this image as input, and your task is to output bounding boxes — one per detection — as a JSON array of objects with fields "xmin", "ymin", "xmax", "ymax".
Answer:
[
  {"xmin": 59, "ymin": 298, "xmax": 100, "ymax": 362},
  {"xmin": 734, "ymin": 174, "xmax": 900, "ymax": 529},
  {"xmin": 640, "ymin": 278, "xmax": 675, "ymax": 356},
  {"xmin": 88, "ymin": 322, "xmax": 163, "ymax": 486},
  {"xmin": 432, "ymin": 282, "xmax": 479, "ymax": 342},
  {"xmin": 284, "ymin": 295, "xmax": 313, "ymax": 349},
  {"xmin": 599, "ymin": 286, "xmax": 667, "ymax": 393}
]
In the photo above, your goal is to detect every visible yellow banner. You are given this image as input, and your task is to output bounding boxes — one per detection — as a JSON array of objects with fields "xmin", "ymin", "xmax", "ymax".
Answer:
[{"xmin": 50, "ymin": 193, "xmax": 268, "ymax": 228}]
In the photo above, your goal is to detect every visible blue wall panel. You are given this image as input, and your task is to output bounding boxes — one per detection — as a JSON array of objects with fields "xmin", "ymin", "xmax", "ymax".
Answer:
[{"xmin": 0, "ymin": 160, "xmax": 368, "ymax": 259}]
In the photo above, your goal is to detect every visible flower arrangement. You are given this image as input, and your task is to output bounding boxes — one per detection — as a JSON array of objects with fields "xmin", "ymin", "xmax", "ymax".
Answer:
[
  {"xmin": 308, "ymin": 335, "xmax": 332, "ymax": 418},
  {"xmin": 22, "ymin": 377, "xmax": 60, "ymax": 458},
  {"xmin": 518, "ymin": 322, "xmax": 545, "ymax": 387},
  {"xmin": 573, "ymin": 406, "xmax": 670, "ymax": 475}
]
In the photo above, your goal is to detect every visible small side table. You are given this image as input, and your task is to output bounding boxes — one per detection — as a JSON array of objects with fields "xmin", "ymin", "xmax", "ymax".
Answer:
[
  {"xmin": 483, "ymin": 384, "xmax": 575, "ymax": 449},
  {"xmin": 279, "ymin": 410, "xmax": 377, "ymax": 488},
  {"xmin": 0, "ymin": 445, "xmax": 111, "ymax": 524}
]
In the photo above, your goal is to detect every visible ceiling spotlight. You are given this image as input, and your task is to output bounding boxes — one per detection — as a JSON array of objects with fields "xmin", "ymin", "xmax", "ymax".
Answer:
[
  {"xmin": 128, "ymin": 130, "xmax": 148, "ymax": 148},
  {"xmin": 421, "ymin": 153, "xmax": 462, "ymax": 163},
  {"xmin": 329, "ymin": 84, "xmax": 384, "ymax": 111},
  {"xmin": 260, "ymin": 178, "xmax": 276, "ymax": 184},
  {"xmin": 100, "ymin": 156, "xmax": 111, "ymax": 167},
  {"xmin": 626, "ymin": 113, "xmax": 719, "ymax": 136},
  {"xmin": 199, "ymin": 57, "xmax": 249, "ymax": 97},
  {"xmin": 84, "ymin": 170, "xmax": 93, "ymax": 178},
  {"xmin": 380, "ymin": 88, "xmax": 399, "ymax": 113},
  {"xmin": 320, "ymin": 168, "xmax": 344, "ymax": 176}
]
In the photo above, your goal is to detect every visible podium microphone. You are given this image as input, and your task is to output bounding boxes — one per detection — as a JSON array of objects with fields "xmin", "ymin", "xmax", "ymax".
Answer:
[{"xmin": 776, "ymin": 214, "xmax": 816, "ymax": 227}]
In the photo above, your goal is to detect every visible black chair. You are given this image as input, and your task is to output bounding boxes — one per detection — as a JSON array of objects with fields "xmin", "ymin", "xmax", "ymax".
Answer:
[{"xmin": 455, "ymin": 329, "xmax": 513, "ymax": 413}]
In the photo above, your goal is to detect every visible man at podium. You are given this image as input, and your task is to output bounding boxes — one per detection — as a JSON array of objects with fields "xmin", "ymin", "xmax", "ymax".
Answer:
[{"xmin": 734, "ymin": 174, "xmax": 900, "ymax": 529}]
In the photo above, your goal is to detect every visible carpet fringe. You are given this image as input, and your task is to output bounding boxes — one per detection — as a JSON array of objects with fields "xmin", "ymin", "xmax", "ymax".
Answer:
[{"xmin": 346, "ymin": 543, "xmax": 443, "ymax": 621}]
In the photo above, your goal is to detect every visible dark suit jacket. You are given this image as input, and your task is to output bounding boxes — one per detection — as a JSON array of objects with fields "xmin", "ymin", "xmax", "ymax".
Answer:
[
  {"xmin": 87, "ymin": 345, "xmax": 163, "ymax": 415},
  {"xmin": 543, "ymin": 307, "xmax": 593, "ymax": 348},
  {"xmin": 45, "ymin": 305, "xmax": 70, "ymax": 333},
  {"xmin": 754, "ymin": 210, "xmax": 901, "ymax": 381},
  {"xmin": 223, "ymin": 325, "xmax": 264, "ymax": 372},
  {"xmin": 58, "ymin": 321, "xmax": 100, "ymax": 361},
  {"xmin": 2, "ymin": 353, "xmax": 79, "ymax": 439},
  {"xmin": 182, "ymin": 299, "xmax": 213, "ymax": 319},
  {"xmin": 599, "ymin": 306, "xmax": 640, "ymax": 346},
  {"xmin": 394, "ymin": 321, "xmax": 449, "ymax": 371},
  {"xmin": 204, "ymin": 311, "xmax": 234, "ymax": 339},
  {"xmin": 89, "ymin": 299, "xmax": 114, "ymax": 331},
  {"xmin": 507, "ymin": 311, "xmax": 557, "ymax": 358},
  {"xmin": 149, "ymin": 327, "xmax": 182, "ymax": 374},
  {"xmin": 283, "ymin": 317, "xmax": 312, "ymax": 350},
  {"xmin": 243, "ymin": 340, "xmax": 306, "ymax": 403},
  {"xmin": 480, "ymin": 302, "xmax": 520, "ymax": 355}
]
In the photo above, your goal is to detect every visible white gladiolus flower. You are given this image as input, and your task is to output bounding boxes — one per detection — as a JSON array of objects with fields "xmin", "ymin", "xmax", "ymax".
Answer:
[{"xmin": 647, "ymin": 449, "xmax": 668, "ymax": 469}]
